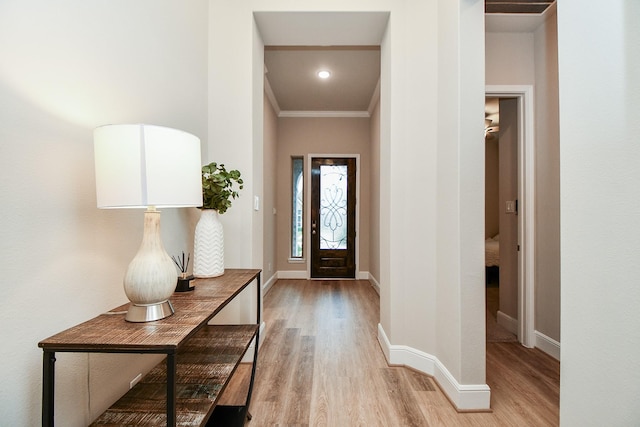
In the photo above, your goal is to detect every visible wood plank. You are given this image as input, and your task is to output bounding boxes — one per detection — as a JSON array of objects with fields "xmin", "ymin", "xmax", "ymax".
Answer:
[
  {"xmin": 90, "ymin": 325, "xmax": 257, "ymax": 427},
  {"xmin": 381, "ymin": 367, "xmax": 430, "ymax": 426},
  {"xmin": 283, "ymin": 335, "xmax": 315, "ymax": 424},
  {"xmin": 216, "ymin": 363, "xmax": 252, "ymax": 406}
]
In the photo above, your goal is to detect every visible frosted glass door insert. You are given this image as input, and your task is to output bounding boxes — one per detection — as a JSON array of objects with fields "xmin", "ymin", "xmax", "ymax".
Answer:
[{"xmin": 319, "ymin": 165, "xmax": 348, "ymax": 250}]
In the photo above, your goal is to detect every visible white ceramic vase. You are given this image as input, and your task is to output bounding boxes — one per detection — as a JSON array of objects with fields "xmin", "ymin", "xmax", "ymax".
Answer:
[{"xmin": 193, "ymin": 209, "xmax": 224, "ymax": 277}]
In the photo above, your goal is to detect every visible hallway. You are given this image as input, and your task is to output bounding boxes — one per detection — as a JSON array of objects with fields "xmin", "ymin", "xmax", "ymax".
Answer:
[{"xmin": 247, "ymin": 280, "xmax": 559, "ymax": 426}]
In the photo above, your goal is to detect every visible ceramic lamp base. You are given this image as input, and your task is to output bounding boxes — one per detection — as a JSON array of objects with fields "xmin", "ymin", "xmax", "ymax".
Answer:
[
  {"xmin": 123, "ymin": 208, "xmax": 177, "ymax": 323},
  {"xmin": 125, "ymin": 300, "xmax": 174, "ymax": 322}
]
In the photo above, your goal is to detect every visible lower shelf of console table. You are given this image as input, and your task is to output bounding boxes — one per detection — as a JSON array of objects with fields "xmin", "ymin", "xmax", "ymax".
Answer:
[{"xmin": 91, "ymin": 324, "xmax": 258, "ymax": 426}]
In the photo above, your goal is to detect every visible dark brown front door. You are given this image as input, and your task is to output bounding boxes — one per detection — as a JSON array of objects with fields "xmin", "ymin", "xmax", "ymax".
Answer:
[{"xmin": 310, "ymin": 157, "xmax": 356, "ymax": 278}]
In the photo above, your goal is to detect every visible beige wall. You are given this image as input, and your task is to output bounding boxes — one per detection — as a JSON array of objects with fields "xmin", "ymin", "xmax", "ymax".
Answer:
[
  {"xmin": 486, "ymin": 32, "xmax": 535, "ymax": 85},
  {"xmin": 369, "ymin": 99, "xmax": 381, "ymax": 285},
  {"xmin": 275, "ymin": 117, "xmax": 371, "ymax": 275}
]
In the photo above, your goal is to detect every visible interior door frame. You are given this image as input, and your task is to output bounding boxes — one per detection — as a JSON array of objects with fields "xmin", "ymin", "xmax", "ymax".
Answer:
[
  {"xmin": 306, "ymin": 153, "xmax": 360, "ymax": 279},
  {"xmin": 486, "ymin": 85, "xmax": 535, "ymax": 348}
]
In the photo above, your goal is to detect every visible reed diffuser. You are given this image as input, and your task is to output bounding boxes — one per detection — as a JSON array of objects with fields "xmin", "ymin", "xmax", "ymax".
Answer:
[{"xmin": 172, "ymin": 251, "xmax": 195, "ymax": 292}]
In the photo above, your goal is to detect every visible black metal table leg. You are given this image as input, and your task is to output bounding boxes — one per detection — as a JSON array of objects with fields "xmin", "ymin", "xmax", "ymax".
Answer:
[
  {"xmin": 42, "ymin": 350, "xmax": 56, "ymax": 427},
  {"xmin": 243, "ymin": 273, "xmax": 261, "ymax": 419},
  {"xmin": 167, "ymin": 353, "xmax": 176, "ymax": 427}
]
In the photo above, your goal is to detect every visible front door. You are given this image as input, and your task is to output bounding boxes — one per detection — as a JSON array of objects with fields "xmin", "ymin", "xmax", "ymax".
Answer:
[{"xmin": 310, "ymin": 157, "xmax": 356, "ymax": 278}]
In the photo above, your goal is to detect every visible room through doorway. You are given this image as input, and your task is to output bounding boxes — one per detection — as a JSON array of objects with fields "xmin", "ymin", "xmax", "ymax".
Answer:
[
  {"xmin": 485, "ymin": 86, "xmax": 536, "ymax": 348},
  {"xmin": 485, "ymin": 97, "xmax": 519, "ymax": 344}
]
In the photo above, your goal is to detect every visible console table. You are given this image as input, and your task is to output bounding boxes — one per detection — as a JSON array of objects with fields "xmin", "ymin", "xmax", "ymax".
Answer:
[{"xmin": 38, "ymin": 269, "xmax": 261, "ymax": 427}]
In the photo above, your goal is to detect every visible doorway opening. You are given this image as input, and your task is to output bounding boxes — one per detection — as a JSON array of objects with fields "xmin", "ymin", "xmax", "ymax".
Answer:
[
  {"xmin": 485, "ymin": 86, "xmax": 535, "ymax": 348},
  {"xmin": 485, "ymin": 97, "xmax": 518, "ymax": 344}
]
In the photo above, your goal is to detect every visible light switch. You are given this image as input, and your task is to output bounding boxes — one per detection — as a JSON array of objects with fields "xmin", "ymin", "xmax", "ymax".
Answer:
[
  {"xmin": 254, "ymin": 196, "xmax": 260, "ymax": 211},
  {"xmin": 506, "ymin": 200, "xmax": 516, "ymax": 214}
]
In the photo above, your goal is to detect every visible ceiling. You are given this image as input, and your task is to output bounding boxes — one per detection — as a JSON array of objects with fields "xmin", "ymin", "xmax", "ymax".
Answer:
[
  {"xmin": 264, "ymin": 47, "xmax": 380, "ymax": 114},
  {"xmin": 262, "ymin": 2, "xmax": 556, "ymax": 115}
]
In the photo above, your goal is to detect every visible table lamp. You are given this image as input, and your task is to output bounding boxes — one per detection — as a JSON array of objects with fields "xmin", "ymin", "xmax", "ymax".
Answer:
[{"xmin": 94, "ymin": 124, "xmax": 202, "ymax": 322}]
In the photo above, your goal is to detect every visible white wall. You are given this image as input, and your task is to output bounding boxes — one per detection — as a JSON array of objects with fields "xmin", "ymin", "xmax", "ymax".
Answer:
[
  {"xmin": 558, "ymin": 1, "xmax": 640, "ymax": 425},
  {"xmin": 0, "ymin": 1, "xmax": 209, "ymax": 425},
  {"xmin": 436, "ymin": 0, "xmax": 486, "ymax": 388},
  {"xmin": 263, "ymin": 95, "xmax": 278, "ymax": 286},
  {"xmin": 208, "ymin": 2, "xmax": 259, "ymax": 273}
]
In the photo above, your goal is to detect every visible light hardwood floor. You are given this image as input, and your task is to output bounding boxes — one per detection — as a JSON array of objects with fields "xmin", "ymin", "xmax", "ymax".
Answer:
[{"xmin": 246, "ymin": 279, "xmax": 559, "ymax": 426}]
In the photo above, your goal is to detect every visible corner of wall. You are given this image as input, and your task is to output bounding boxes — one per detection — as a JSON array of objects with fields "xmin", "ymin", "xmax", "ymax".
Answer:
[
  {"xmin": 534, "ymin": 330, "xmax": 560, "ymax": 361},
  {"xmin": 377, "ymin": 324, "xmax": 491, "ymax": 411}
]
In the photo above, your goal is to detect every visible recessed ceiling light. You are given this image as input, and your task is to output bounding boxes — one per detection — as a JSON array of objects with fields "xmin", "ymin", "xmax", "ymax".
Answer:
[{"xmin": 317, "ymin": 70, "xmax": 331, "ymax": 79}]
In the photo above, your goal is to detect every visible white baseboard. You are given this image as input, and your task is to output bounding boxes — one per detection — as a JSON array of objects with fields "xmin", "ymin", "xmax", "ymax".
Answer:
[
  {"xmin": 367, "ymin": 273, "xmax": 381, "ymax": 295},
  {"xmin": 377, "ymin": 324, "xmax": 491, "ymax": 411},
  {"xmin": 494, "ymin": 312, "xmax": 559, "ymax": 360},
  {"xmin": 497, "ymin": 310, "xmax": 518, "ymax": 335},
  {"xmin": 262, "ymin": 272, "xmax": 278, "ymax": 295},
  {"xmin": 534, "ymin": 330, "xmax": 560, "ymax": 361},
  {"xmin": 276, "ymin": 270, "xmax": 373, "ymax": 282}
]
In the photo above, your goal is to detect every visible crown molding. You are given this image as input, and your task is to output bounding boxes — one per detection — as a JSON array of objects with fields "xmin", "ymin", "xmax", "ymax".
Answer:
[
  {"xmin": 368, "ymin": 78, "xmax": 380, "ymax": 115},
  {"xmin": 264, "ymin": 77, "xmax": 281, "ymax": 115},
  {"xmin": 279, "ymin": 110, "xmax": 370, "ymax": 118}
]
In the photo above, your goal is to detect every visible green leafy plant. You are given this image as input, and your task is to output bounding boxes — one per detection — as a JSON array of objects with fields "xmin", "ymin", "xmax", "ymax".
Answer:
[{"xmin": 200, "ymin": 162, "xmax": 243, "ymax": 213}]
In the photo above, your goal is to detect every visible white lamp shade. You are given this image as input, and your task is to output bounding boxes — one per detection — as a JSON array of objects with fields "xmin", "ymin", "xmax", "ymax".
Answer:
[{"xmin": 94, "ymin": 124, "xmax": 202, "ymax": 208}]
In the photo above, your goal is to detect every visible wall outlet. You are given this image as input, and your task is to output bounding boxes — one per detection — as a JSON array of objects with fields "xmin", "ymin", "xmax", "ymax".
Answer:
[{"xmin": 130, "ymin": 373, "xmax": 142, "ymax": 389}]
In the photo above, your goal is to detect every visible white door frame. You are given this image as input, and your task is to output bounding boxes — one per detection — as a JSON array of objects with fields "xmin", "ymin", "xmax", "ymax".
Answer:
[{"xmin": 486, "ymin": 85, "xmax": 535, "ymax": 348}]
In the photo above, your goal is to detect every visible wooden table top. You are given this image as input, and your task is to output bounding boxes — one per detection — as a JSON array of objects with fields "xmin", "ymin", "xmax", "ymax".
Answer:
[{"xmin": 38, "ymin": 269, "xmax": 261, "ymax": 353}]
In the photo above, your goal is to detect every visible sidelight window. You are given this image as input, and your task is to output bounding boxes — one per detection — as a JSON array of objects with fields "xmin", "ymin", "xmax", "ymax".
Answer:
[{"xmin": 291, "ymin": 157, "xmax": 304, "ymax": 258}]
